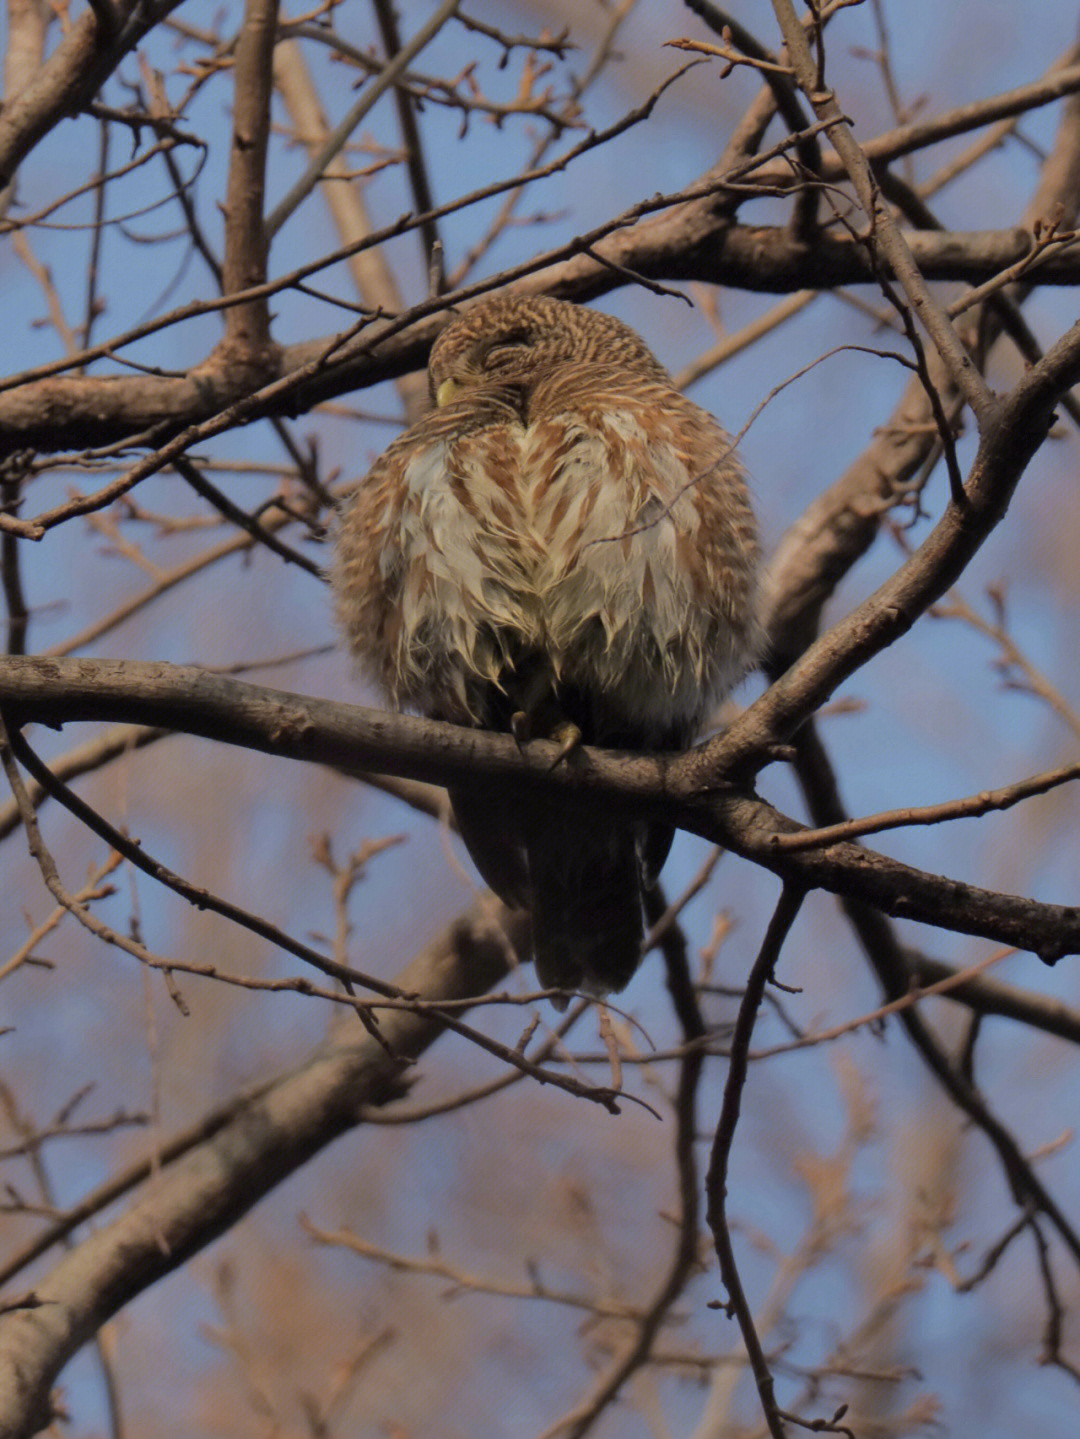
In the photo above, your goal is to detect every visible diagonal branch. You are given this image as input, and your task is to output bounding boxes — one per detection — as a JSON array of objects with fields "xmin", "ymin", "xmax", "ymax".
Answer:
[
  {"xmin": 706, "ymin": 312, "xmax": 1080, "ymax": 776},
  {"xmin": 0, "ymin": 0, "xmax": 187, "ymax": 191},
  {"xmin": 0, "ymin": 903, "xmax": 520, "ymax": 1439},
  {"xmin": 266, "ymin": 0, "xmax": 460, "ymax": 236},
  {"xmin": 788, "ymin": 723, "xmax": 1080, "ymax": 1266}
]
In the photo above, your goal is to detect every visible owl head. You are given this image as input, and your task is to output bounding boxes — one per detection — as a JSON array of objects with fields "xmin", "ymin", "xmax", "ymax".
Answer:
[{"xmin": 427, "ymin": 294, "xmax": 670, "ymax": 407}]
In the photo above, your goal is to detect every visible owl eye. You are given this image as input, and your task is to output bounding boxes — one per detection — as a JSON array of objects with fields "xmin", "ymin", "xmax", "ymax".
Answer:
[{"xmin": 478, "ymin": 330, "xmax": 531, "ymax": 369}]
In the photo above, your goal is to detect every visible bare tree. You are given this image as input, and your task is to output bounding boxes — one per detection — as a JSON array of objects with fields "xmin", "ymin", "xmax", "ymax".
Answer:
[{"xmin": 2, "ymin": 2, "xmax": 1080, "ymax": 1435}]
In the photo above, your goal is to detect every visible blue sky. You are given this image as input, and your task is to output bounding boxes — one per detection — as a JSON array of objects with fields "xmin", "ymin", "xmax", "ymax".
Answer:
[{"xmin": 3, "ymin": 2, "xmax": 1080, "ymax": 1433}]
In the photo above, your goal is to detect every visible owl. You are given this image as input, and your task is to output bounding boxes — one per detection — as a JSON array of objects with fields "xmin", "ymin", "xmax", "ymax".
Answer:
[{"xmin": 334, "ymin": 294, "xmax": 758, "ymax": 1004}]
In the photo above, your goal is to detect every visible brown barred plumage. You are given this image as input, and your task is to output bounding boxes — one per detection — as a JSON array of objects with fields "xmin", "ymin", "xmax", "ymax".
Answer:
[{"xmin": 334, "ymin": 295, "xmax": 759, "ymax": 1003}]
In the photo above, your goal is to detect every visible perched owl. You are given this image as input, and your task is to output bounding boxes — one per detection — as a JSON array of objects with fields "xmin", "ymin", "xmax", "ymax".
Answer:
[{"xmin": 334, "ymin": 294, "xmax": 758, "ymax": 1003}]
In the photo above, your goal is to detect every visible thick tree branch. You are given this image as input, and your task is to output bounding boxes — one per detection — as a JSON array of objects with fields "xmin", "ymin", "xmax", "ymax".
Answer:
[
  {"xmin": 2, "ymin": 657, "xmax": 1079, "ymax": 965},
  {"xmin": 0, "ymin": 222, "xmax": 1061, "ymax": 457},
  {"xmin": 761, "ymin": 52, "xmax": 1080, "ymax": 663}
]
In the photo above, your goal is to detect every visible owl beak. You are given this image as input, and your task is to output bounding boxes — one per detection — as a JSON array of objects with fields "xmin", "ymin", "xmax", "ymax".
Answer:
[{"xmin": 436, "ymin": 377, "xmax": 462, "ymax": 407}]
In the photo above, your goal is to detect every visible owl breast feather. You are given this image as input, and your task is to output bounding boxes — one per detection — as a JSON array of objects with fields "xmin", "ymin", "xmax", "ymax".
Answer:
[{"xmin": 383, "ymin": 401, "xmax": 748, "ymax": 740}]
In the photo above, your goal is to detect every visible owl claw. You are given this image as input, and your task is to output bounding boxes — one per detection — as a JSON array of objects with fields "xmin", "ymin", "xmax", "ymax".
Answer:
[
  {"xmin": 549, "ymin": 721, "xmax": 582, "ymax": 770},
  {"xmin": 511, "ymin": 710, "xmax": 532, "ymax": 751}
]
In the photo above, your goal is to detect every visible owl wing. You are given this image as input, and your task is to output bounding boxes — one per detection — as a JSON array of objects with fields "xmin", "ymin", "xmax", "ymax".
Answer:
[
  {"xmin": 520, "ymin": 368, "xmax": 759, "ymax": 744},
  {"xmin": 333, "ymin": 391, "xmax": 537, "ymax": 724}
]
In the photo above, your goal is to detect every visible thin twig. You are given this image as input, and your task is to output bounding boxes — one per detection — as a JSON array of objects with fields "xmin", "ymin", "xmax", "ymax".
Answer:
[
  {"xmin": 769, "ymin": 758, "xmax": 1080, "ymax": 851},
  {"xmin": 705, "ymin": 883, "xmax": 806, "ymax": 1439}
]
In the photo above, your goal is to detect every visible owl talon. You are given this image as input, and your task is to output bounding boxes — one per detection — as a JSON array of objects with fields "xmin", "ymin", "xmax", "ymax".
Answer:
[
  {"xmin": 549, "ymin": 721, "xmax": 582, "ymax": 769},
  {"xmin": 511, "ymin": 710, "xmax": 532, "ymax": 750}
]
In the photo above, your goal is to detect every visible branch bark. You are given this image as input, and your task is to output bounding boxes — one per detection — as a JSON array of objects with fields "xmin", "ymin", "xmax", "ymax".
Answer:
[{"xmin": 217, "ymin": 0, "xmax": 279, "ymax": 363}]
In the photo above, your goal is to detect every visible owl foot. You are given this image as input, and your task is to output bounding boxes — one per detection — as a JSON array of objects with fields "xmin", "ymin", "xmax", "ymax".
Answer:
[{"xmin": 549, "ymin": 720, "xmax": 582, "ymax": 770}]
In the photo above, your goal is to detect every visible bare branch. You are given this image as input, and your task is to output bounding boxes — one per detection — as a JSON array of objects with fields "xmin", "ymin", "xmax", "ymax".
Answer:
[
  {"xmin": 0, "ymin": 0, "xmax": 187, "ymax": 192},
  {"xmin": 706, "ymin": 883, "xmax": 806, "ymax": 1439},
  {"xmin": 770, "ymin": 0, "xmax": 993, "ymax": 421},
  {"xmin": 0, "ymin": 903, "xmax": 519, "ymax": 1438},
  {"xmin": 266, "ymin": 0, "xmax": 461, "ymax": 237},
  {"xmin": 4, "ymin": 656, "xmax": 1078, "ymax": 968},
  {"xmin": 218, "ymin": 0, "xmax": 279, "ymax": 361}
]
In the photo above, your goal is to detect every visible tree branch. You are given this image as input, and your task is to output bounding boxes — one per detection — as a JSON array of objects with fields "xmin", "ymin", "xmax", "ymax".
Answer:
[
  {"xmin": 218, "ymin": 0, "xmax": 278, "ymax": 361},
  {"xmin": 0, "ymin": 903, "xmax": 520, "ymax": 1439},
  {"xmin": 3, "ymin": 657, "xmax": 1080, "ymax": 965}
]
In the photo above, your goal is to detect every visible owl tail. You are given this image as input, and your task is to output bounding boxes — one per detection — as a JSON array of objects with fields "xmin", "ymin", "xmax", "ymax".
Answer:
[
  {"xmin": 525, "ymin": 813, "xmax": 645, "ymax": 1007},
  {"xmin": 449, "ymin": 787, "xmax": 660, "ymax": 1006}
]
